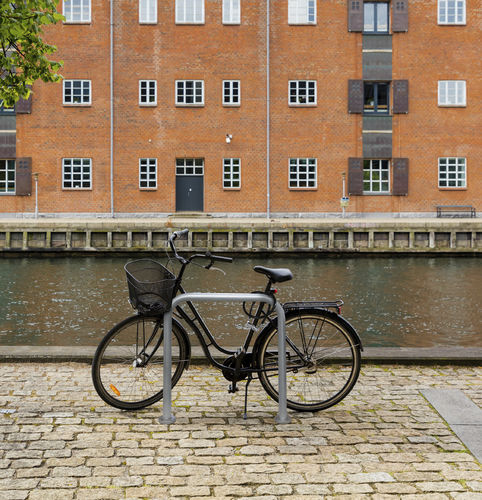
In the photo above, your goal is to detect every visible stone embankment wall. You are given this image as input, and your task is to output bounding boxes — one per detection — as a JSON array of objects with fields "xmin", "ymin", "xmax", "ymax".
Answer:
[{"xmin": 0, "ymin": 218, "xmax": 481, "ymax": 253}]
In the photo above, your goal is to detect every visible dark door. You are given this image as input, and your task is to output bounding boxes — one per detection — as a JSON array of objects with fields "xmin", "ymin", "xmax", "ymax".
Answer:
[
  {"xmin": 175, "ymin": 158, "xmax": 204, "ymax": 212},
  {"xmin": 176, "ymin": 175, "xmax": 203, "ymax": 211}
]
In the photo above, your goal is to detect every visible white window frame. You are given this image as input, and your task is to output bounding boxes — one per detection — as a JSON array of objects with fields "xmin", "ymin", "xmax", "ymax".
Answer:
[
  {"xmin": 139, "ymin": 0, "xmax": 157, "ymax": 24},
  {"xmin": 0, "ymin": 159, "xmax": 15, "ymax": 194},
  {"xmin": 289, "ymin": 158, "xmax": 317, "ymax": 189},
  {"xmin": 63, "ymin": 80, "xmax": 91, "ymax": 105},
  {"xmin": 223, "ymin": 158, "xmax": 241, "ymax": 189},
  {"xmin": 139, "ymin": 158, "xmax": 157, "ymax": 189},
  {"xmin": 176, "ymin": 158, "xmax": 204, "ymax": 175},
  {"xmin": 176, "ymin": 0, "xmax": 205, "ymax": 24},
  {"xmin": 139, "ymin": 80, "xmax": 157, "ymax": 106},
  {"xmin": 438, "ymin": 0, "xmax": 466, "ymax": 25},
  {"xmin": 176, "ymin": 80, "xmax": 204, "ymax": 106},
  {"xmin": 223, "ymin": 80, "xmax": 241, "ymax": 106},
  {"xmin": 289, "ymin": 80, "xmax": 317, "ymax": 106},
  {"xmin": 363, "ymin": 2, "xmax": 389, "ymax": 33},
  {"xmin": 363, "ymin": 159, "xmax": 390, "ymax": 194},
  {"xmin": 62, "ymin": 158, "xmax": 92, "ymax": 190},
  {"xmin": 438, "ymin": 80, "xmax": 466, "ymax": 107},
  {"xmin": 438, "ymin": 157, "xmax": 466, "ymax": 188},
  {"xmin": 288, "ymin": 0, "xmax": 316, "ymax": 25},
  {"xmin": 223, "ymin": 0, "xmax": 241, "ymax": 24},
  {"xmin": 63, "ymin": 0, "xmax": 91, "ymax": 23}
]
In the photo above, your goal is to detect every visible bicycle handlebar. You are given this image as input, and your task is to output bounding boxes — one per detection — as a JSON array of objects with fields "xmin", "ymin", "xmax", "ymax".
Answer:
[{"xmin": 168, "ymin": 229, "xmax": 233, "ymax": 267}]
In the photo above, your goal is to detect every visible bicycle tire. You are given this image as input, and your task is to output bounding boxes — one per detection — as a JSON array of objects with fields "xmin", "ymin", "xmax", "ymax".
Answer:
[
  {"xmin": 92, "ymin": 315, "xmax": 189, "ymax": 410},
  {"xmin": 256, "ymin": 308, "xmax": 361, "ymax": 412}
]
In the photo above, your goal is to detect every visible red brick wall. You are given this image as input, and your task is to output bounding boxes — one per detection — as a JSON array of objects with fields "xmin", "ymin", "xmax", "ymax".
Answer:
[{"xmin": 3, "ymin": 0, "xmax": 480, "ymax": 215}]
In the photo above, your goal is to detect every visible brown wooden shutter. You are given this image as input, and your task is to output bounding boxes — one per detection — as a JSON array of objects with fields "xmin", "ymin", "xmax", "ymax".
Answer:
[
  {"xmin": 392, "ymin": 158, "xmax": 409, "ymax": 195},
  {"xmin": 16, "ymin": 95, "xmax": 32, "ymax": 114},
  {"xmin": 392, "ymin": 0, "xmax": 409, "ymax": 32},
  {"xmin": 348, "ymin": 158, "xmax": 364, "ymax": 195},
  {"xmin": 348, "ymin": 80, "xmax": 364, "ymax": 113},
  {"xmin": 15, "ymin": 157, "xmax": 32, "ymax": 196},
  {"xmin": 393, "ymin": 80, "xmax": 409, "ymax": 114},
  {"xmin": 348, "ymin": 0, "xmax": 363, "ymax": 32}
]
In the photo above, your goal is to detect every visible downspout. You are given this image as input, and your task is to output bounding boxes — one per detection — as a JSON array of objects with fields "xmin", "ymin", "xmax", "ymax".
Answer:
[
  {"xmin": 266, "ymin": 0, "xmax": 270, "ymax": 219},
  {"xmin": 109, "ymin": 0, "xmax": 114, "ymax": 217}
]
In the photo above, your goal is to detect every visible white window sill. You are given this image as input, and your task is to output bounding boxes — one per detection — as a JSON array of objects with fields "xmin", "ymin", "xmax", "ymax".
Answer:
[
  {"xmin": 438, "ymin": 22, "xmax": 466, "ymax": 26},
  {"xmin": 175, "ymin": 22, "xmax": 205, "ymax": 25},
  {"xmin": 223, "ymin": 104, "xmax": 241, "ymax": 107},
  {"xmin": 176, "ymin": 104, "xmax": 205, "ymax": 107},
  {"xmin": 139, "ymin": 103, "xmax": 157, "ymax": 107},
  {"xmin": 289, "ymin": 103, "xmax": 317, "ymax": 107},
  {"xmin": 289, "ymin": 187, "xmax": 318, "ymax": 191},
  {"xmin": 139, "ymin": 22, "xmax": 158, "ymax": 25},
  {"xmin": 63, "ymin": 104, "xmax": 92, "ymax": 107},
  {"xmin": 63, "ymin": 21, "xmax": 91, "ymax": 25},
  {"xmin": 438, "ymin": 104, "xmax": 467, "ymax": 108}
]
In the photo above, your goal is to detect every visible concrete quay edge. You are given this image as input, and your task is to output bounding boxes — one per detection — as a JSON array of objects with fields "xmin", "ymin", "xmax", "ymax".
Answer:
[
  {"xmin": 0, "ymin": 215, "xmax": 481, "ymax": 230},
  {"xmin": 1, "ymin": 346, "xmax": 481, "ymax": 364}
]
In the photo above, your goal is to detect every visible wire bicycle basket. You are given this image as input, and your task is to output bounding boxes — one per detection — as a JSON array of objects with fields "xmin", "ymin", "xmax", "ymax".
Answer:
[{"xmin": 124, "ymin": 259, "xmax": 177, "ymax": 315}]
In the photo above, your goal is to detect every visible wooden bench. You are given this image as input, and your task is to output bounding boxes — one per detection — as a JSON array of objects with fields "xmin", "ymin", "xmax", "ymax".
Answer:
[{"xmin": 436, "ymin": 205, "xmax": 476, "ymax": 218}]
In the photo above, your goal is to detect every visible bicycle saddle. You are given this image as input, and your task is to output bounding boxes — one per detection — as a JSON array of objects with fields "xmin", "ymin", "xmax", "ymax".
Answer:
[{"xmin": 253, "ymin": 266, "xmax": 293, "ymax": 283}]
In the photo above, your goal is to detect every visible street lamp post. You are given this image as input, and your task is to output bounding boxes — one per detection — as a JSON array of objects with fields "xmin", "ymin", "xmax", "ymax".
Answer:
[{"xmin": 32, "ymin": 173, "xmax": 39, "ymax": 219}]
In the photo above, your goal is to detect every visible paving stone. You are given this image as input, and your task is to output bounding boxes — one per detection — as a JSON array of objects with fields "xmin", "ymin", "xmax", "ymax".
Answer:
[{"xmin": 0, "ymin": 362, "xmax": 480, "ymax": 499}]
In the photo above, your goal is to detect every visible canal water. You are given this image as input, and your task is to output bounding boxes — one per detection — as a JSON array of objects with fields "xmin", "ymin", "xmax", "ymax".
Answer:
[{"xmin": 0, "ymin": 256, "xmax": 480, "ymax": 347}]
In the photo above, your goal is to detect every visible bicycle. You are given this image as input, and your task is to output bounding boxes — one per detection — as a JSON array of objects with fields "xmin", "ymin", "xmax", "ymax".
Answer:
[{"xmin": 92, "ymin": 229, "xmax": 363, "ymax": 416}]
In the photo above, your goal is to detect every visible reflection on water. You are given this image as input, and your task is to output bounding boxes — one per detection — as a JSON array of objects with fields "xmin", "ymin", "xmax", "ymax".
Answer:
[{"xmin": 0, "ymin": 256, "xmax": 480, "ymax": 347}]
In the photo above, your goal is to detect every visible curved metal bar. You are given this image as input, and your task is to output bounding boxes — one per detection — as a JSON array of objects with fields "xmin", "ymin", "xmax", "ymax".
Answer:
[{"xmin": 159, "ymin": 292, "xmax": 290, "ymax": 425}]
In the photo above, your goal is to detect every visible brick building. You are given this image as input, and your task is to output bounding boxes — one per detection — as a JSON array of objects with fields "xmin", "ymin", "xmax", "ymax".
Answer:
[{"xmin": 1, "ymin": 0, "xmax": 480, "ymax": 217}]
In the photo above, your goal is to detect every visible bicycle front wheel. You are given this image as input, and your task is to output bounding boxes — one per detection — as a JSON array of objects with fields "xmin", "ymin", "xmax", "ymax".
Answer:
[
  {"xmin": 92, "ymin": 315, "xmax": 189, "ymax": 410},
  {"xmin": 257, "ymin": 309, "xmax": 361, "ymax": 412}
]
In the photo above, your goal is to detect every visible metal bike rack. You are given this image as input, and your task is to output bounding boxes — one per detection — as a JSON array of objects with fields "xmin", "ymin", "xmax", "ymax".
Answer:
[{"xmin": 159, "ymin": 292, "xmax": 291, "ymax": 425}]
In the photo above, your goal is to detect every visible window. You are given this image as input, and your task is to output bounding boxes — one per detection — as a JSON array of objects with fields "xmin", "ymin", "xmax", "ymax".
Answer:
[
  {"xmin": 176, "ymin": 0, "xmax": 204, "ymax": 23},
  {"xmin": 288, "ymin": 0, "xmax": 316, "ymax": 24},
  {"xmin": 139, "ymin": 0, "xmax": 157, "ymax": 23},
  {"xmin": 139, "ymin": 158, "xmax": 157, "ymax": 189},
  {"xmin": 364, "ymin": 82, "xmax": 389, "ymax": 114},
  {"xmin": 176, "ymin": 80, "xmax": 204, "ymax": 106},
  {"xmin": 62, "ymin": 158, "xmax": 92, "ymax": 189},
  {"xmin": 0, "ymin": 159, "xmax": 15, "ymax": 194},
  {"xmin": 364, "ymin": 2, "xmax": 389, "ymax": 33},
  {"xmin": 176, "ymin": 158, "xmax": 204, "ymax": 175},
  {"xmin": 438, "ymin": 0, "xmax": 465, "ymax": 24},
  {"xmin": 223, "ymin": 80, "xmax": 240, "ymax": 106},
  {"xmin": 63, "ymin": 0, "xmax": 91, "ymax": 23},
  {"xmin": 139, "ymin": 80, "xmax": 157, "ymax": 106},
  {"xmin": 438, "ymin": 80, "xmax": 466, "ymax": 106},
  {"xmin": 223, "ymin": 158, "xmax": 241, "ymax": 188},
  {"xmin": 439, "ymin": 157, "xmax": 466, "ymax": 188},
  {"xmin": 289, "ymin": 158, "xmax": 317, "ymax": 188},
  {"xmin": 289, "ymin": 80, "xmax": 317, "ymax": 106},
  {"xmin": 63, "ymin": 80, "xmax": 91, "ymax": 105},
  {"xmin": 363, "ymin": 159, "xmax": 390, "ymax": 193},
  {"xmin": 223, "ymin": 0, "xmax": 240, "ymax": 24}
]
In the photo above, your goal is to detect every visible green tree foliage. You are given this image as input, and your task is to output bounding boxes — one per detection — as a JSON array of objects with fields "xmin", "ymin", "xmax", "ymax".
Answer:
[{"xmin": 0, "ymin": 0, "xmax": 64, "ymax": 107}]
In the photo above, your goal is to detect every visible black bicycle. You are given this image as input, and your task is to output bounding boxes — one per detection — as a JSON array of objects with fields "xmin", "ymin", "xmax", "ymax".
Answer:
[{"xmin": 92, "ymin": 229, "xmax": 363, "ymax": 414}]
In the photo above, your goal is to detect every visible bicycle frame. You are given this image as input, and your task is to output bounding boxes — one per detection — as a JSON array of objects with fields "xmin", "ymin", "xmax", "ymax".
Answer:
[{"xmin": 173, "ymin": 282, "xmax": 274, "ymax": 374}]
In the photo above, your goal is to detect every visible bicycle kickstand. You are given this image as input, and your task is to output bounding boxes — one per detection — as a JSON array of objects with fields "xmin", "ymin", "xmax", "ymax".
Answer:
[{"xmin": 243, "ymin": 374, "xmax": 253, "ymax": 420}]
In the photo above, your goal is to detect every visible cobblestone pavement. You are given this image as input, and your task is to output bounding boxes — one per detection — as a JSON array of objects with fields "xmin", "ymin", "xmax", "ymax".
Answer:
[{"xmin": 0, "ymin": 362, "xmax": 481, "ymax": 500}]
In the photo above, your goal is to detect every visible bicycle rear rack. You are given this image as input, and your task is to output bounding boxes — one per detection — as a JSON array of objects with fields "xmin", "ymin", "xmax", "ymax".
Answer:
[{"xmin": 284, "ymin": 300, "xmax": 344, "ymax": 314}]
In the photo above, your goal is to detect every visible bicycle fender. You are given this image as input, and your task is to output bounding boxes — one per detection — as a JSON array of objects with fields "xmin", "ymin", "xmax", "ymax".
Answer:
[{"xmin": 252, "ymin": 308, "xmax": 363, "ymax": 355}]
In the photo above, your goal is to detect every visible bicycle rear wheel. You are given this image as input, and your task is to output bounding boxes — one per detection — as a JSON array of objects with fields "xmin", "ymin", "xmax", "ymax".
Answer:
[
  {"xmin": 257, "ymin": 309, "xmax": 361, "ymax": 412},
  {"xmin": 92, "ymin": 315, "xmax": 189, "ymax": 410}
]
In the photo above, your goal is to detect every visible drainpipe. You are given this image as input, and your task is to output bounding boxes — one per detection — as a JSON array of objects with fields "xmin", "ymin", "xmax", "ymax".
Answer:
[
  {"xmin": 266, "ymin": 0, "xmax": 270, "ymax": 219},
  {"xmin": 109, "ymin": 0, "xmax": 114, "ymax": 217}
]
